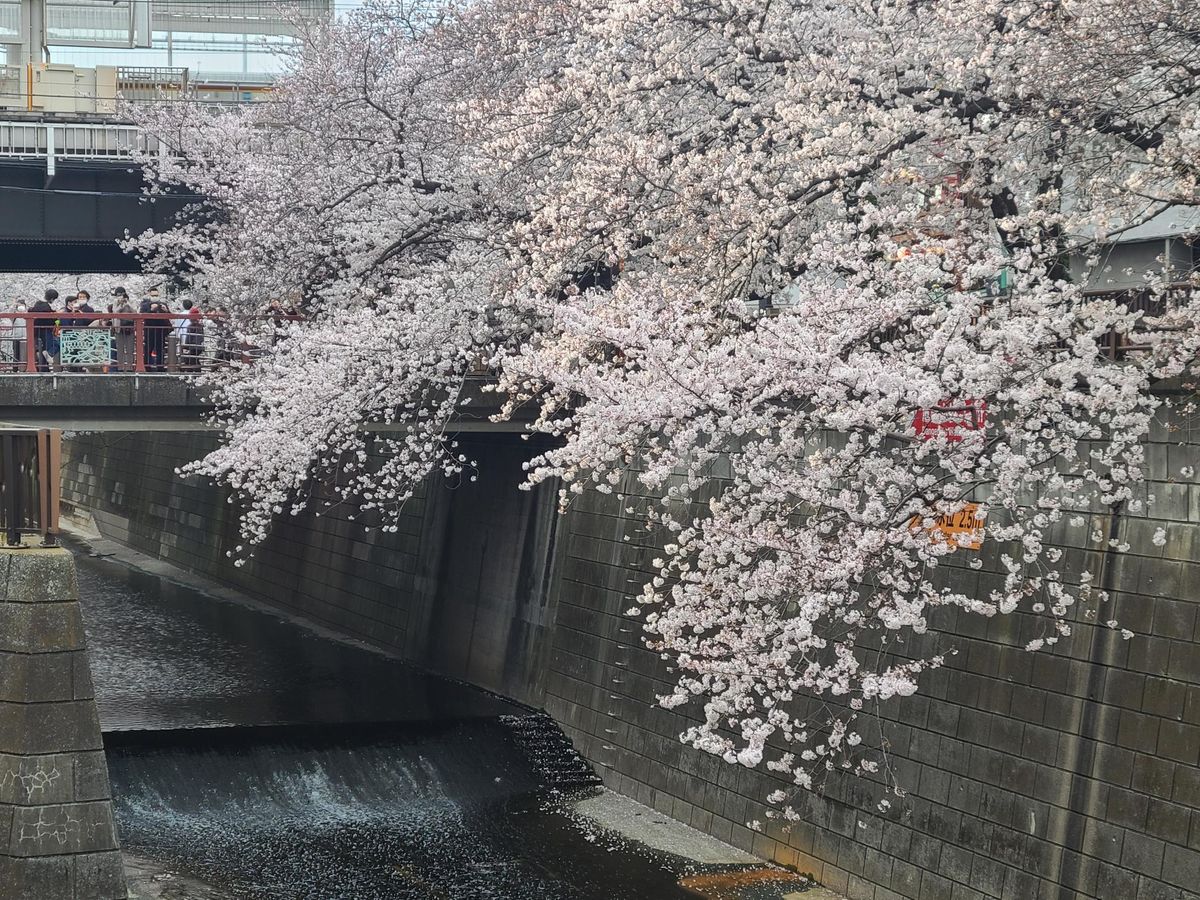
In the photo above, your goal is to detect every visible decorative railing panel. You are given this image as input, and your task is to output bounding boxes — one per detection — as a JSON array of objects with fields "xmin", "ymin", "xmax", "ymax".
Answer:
[{"xmin": 59, "ymin": 328, "xmax": 113, "ymax": 368}]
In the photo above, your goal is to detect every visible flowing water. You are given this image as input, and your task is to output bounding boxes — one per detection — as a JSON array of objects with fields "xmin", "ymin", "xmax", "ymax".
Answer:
[{"xmin": 74, "ymin": 550, "xmax": 701, "ymax": 899}]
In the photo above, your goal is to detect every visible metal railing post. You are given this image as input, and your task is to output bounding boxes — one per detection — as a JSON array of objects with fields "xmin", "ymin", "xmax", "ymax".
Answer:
[
  {"xmin": 24, "ymin": 316, "xmax": 36, "ymax": 372},
  {"xmin": 134, "ymin": 319, "xmax": 146, "ymax": 372},
  {"xmin": 37, "ymin": 429, "xmax": 59, "ymax": 547},
  {"xmin": 45, "ymin": 124, "xmax": 55, "ymax": 179},
  {"xmin": 3, "ymin": 433, "xmax": 19, "ymax": 547}
]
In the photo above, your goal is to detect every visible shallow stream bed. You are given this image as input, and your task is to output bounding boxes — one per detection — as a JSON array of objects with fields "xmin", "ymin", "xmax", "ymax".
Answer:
[{"xmin": 73, "ymin": 546, "xmax": 744, "ymax": 899}]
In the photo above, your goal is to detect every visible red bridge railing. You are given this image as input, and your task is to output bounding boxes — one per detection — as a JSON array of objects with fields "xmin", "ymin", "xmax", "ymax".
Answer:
[{"xmin": 0, "ymin": 312, "xmax": 285, "ymax": 374}]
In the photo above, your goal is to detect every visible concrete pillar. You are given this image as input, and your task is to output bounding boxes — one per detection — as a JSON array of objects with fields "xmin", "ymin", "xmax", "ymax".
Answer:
[
  {"xmin": 0, "ymin": 546, "xmax": 127, "ymax": 900},
  {"xmin": 18, "ymin": 0, "xmax": 45, "ymax": 66}
]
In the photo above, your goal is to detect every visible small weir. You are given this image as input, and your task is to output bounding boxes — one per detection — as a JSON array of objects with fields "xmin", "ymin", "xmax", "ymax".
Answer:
[
  {"xmin": 72, "ymin": 549, "xmax": 706, "ymax": 899},
  {"xmin": 105, "ymin": 724, "xmax": 688, "ymax": 899}
]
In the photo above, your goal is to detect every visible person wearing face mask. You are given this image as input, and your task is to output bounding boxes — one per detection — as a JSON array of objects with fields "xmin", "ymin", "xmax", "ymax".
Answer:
[
  {"xmin": 112, "ymin": 287, "xmax": 137, "ymax": 372},
  {"xmin": 31, "ymin": 289, "xmax": 58, "ymax": 372},
  {"xmin": 75, "ymin": 290, "xmax": 96, "ymax": 324},
  {"xmin": 60, "ymin": 295, "xmax": 84, "ymax": 372},
  {"xmin": 6, "ymin": 301, "xmax": 25, "ymax": 369},
  {"xmin": 143, "ymin": 289, "xmax": 171, "ymax": 372}
]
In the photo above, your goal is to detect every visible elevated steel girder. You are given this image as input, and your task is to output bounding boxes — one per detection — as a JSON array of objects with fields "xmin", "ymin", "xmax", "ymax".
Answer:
[{"xmin": 0, "ymin": 158, "xmax": 198, "ymax": 273}]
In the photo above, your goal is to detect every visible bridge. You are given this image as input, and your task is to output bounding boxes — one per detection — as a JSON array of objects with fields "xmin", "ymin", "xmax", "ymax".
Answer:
[
  {"xmin": 0, "ymin": 373, "xmax": 209, "ymax": 429},
  {"xmin": 0, "ymin": 309, "xmax": 521, "ymax": 431},
  {"xmin": 0, "ymin": 120, "xmax": 195, "ymax": 272},
  {"xmin": 0, "ymin": 369, "xmax": 527, "ymax": 432}
]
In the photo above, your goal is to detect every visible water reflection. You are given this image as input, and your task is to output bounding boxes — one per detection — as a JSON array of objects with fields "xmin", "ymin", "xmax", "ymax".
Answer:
[{"xmin": 75, "ymin": 551, "xmax": 517, "ymax": 731}]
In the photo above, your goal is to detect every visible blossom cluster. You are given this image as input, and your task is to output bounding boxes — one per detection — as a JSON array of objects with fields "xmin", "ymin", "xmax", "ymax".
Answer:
[{"xmin": 128, "ymin": 0, "xmax": 1200, "ymax": 803}]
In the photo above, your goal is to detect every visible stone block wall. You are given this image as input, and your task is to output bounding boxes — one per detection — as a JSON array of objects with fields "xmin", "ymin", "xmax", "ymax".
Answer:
[
  {"xmin": 0, "ymin": 548, "xmax": 127, "ymax": 900},
  {"xmin": 61, "ymin": 410, "xmax": 1200, "ymax": 900},
  {"xmin": 539, "ymin": 410, "xmax": 1200, "ymax": 900},
  {"xmin": 61, "ymin": 431, "xmax": 433, "ymax": 658}
]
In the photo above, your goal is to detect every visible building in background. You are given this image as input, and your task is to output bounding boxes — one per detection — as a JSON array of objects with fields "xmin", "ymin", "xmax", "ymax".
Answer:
[{"xmin": 0, "ymin": 0, "xmax": 342, "ymax": 114}]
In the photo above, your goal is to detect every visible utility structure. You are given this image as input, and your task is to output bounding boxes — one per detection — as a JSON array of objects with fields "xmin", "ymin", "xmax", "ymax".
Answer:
[
  {"xmin": 0, "ymin": 0, "xmax": 334, "ymax": 114},
  {"xmin": 0, "ymin": 0, "xmax": 151, "ymax": 116}
]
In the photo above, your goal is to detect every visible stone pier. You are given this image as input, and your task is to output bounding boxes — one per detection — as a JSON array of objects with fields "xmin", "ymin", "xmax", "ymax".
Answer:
[{"xmin": 0, "ymin": 546, "xmax": 127, "ymax": 899}]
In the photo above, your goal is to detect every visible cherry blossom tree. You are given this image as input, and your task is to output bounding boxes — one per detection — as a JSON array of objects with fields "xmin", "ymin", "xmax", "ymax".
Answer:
[
  {"xmin": 489, "ymin": 0, "xmax": 1200, "ymax": 807},
  {"xmin": 129, "ymin": 0, "xmax": 1200, "ymax": 809},
  {"xmin": 128, "ymin": 0, "xmax": 519, "ymax": 543},
  {"xmin": 0, "ymin": 274, "xmax": 161, "ymax": 306}
]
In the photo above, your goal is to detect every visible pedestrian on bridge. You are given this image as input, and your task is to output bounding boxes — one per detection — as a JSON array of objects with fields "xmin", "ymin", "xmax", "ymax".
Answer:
[
  {"xmin": 76, "ymin": 290, "xmax": 96, "ymax": 324},
  {"xmin": 60, "ymin": 296, "xmax": 84, "ymax": 372},
  {"xmin": 31, "ymin": 289, "xmax": 58, "ymax": 373},
  {"xmin": 113, "ymin": 288, "xmax": 137, "ymax": 372},
  {"xmin": 141, "ymin": 289, "xmax": 170, "ymax": 372},
  {"xmin": 62, "ymin": 295, "xmax": 82, "ymax": 328},
  {"xmin": 175, "ymin": 299, "xmax": 204, "ymax": 372}
]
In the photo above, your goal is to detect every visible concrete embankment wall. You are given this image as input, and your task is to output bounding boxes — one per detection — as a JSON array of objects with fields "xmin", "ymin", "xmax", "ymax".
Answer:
[
  {"xmin": 60, "ymin": 432, "xmax": 560, "ymax": 707},
  {"xmin": 62, "ymin": 418, "xmax": 1200, "ymax": 900}
]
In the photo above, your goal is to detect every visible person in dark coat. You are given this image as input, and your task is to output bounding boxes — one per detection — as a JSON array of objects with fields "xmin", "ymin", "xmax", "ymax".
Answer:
[
  {"xmin": 59, "ymin": 296, "xmax": 82, "ymax": 370},
  {"xmin": 112, "ymin": 287, "xmax": 136, "ymax": 372},
  {"xmin": 31, "ymin": 289, "xmax": 58, "ymax": 372},
  {"xmin": 75, "ymin": 290, "xmax": 96, "ymax": 323},
  {"xmin": 142, "ymin": 290, "xmax": 170, "ymax": 371}
]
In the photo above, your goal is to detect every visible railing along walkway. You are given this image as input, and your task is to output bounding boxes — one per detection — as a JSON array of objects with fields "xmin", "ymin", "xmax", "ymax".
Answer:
[
  {"xmin": 0, "ymin": 311, "xmax": 271, "ymax": 375},
  {"xmin": 0, "ymin": 120, "xmax": 170, "ymax": 176}
]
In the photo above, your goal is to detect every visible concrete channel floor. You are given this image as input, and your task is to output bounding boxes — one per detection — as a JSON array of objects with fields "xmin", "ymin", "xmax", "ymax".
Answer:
[
  {"xmin": 573, "ymin": 791, "xmax": 761, "ymax": 865},
  {"xmin": 572, "ymin": 791, "xmax": 845, "ymax": 899}
]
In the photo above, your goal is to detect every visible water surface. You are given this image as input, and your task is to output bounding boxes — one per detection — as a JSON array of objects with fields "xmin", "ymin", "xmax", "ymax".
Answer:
[
  {"xmin": 76, "ymin": 552, "xmax": 516, "ymax": 731},
  {"xmin": 75, "ymin": 548, "xmax": 699, "ymax": 899}
]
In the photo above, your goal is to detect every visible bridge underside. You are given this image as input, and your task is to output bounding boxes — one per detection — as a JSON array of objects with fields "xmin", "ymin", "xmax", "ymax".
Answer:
[
  {"xmin": 0, "ymin": 375, "xmax": 529, "ymax": 432},
  {"xmin": 0, "ymin": 160, "xmax": 198, "ymax": 273},
  {"xmin": 0, "ymin": 374, "xmax": 212, "ymax": 430}
]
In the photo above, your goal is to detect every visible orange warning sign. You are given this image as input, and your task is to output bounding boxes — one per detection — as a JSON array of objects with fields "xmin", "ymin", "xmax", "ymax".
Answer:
[{"xmin": 910, "ymin": 503, "xmax": 984, "ymax": 550}]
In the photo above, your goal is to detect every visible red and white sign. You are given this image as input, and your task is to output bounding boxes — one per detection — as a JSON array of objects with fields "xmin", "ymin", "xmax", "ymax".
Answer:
[{"xmin": 913, "ymin": 398, "xmax": 987, "ymax": 442}]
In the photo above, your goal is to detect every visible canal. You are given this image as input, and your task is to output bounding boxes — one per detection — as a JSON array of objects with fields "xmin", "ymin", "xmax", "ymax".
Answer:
[{"xmin": 71, "ymin": 546, "xmax": 726, "ymax": 899}]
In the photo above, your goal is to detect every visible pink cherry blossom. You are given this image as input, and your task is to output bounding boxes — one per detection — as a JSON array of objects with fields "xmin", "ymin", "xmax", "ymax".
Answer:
[{"xmin": 126, "ymin": 0, "xmax": 1200, "ymax": 798}]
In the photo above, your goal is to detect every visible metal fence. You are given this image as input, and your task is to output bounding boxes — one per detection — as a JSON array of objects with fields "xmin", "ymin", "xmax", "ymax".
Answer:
[
  {"xmin": 0, "ymin": 428, "xmax": 60, "ymax": 547},
  {"xmin": 0, "ymin": 120, "xmax": 166, "ymax": 176}
]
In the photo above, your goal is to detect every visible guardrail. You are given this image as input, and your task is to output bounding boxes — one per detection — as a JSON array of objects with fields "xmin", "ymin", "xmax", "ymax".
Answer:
[
  {"xmin": 0, "ymin": 427, "xmax": 61, "ymax": 547},
  {"xmin": 0, "ymin": 120, "xmax": 167, "ymax": 175},
  {"xmin": 0, "ymin": 311, "xmax": 276, "ymax": 374}
]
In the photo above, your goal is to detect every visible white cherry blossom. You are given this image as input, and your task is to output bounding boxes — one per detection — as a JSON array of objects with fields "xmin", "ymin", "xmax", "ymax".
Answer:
[{"xmin": 129, "ymin": 0, "xmax": 1200, "ymax": 799}]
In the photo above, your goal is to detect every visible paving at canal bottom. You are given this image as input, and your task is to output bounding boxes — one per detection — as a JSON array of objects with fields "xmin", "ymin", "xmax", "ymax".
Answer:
[{"xmin": 69, "ymin": 535, "xmax": 840, "ymax": 899}]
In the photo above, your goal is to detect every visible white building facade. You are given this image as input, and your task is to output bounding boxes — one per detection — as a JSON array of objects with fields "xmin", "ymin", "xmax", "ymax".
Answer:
[{"xmin": 0, "ymin": 0, "xmax": 337, "ymax": 114}]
